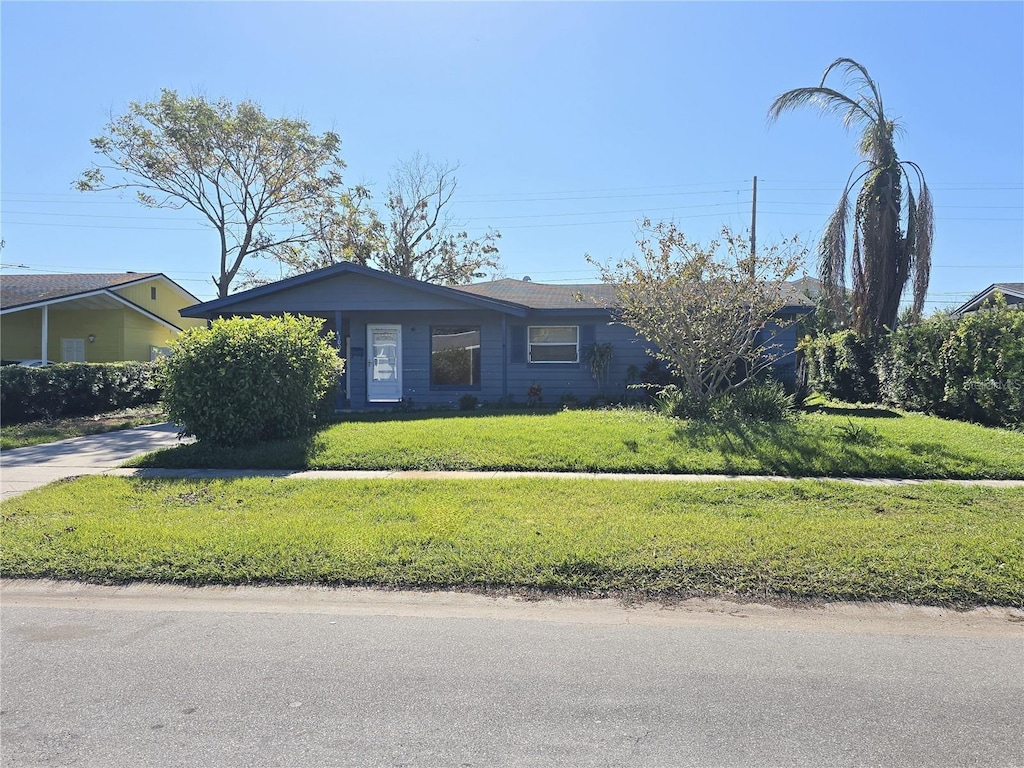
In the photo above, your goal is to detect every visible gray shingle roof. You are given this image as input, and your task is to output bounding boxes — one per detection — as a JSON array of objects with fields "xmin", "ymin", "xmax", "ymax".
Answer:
[
  {"xmin": 1, "ymin": 273, "xmax": 160, "ymax": 310},
  {"xmin": 454, "ymin": 278, "xmax": 814, "ymax": 310},
  {"xmin": 452, "ymin": 279, "xmax": 619, "ymax": 309},
  {"xmin": 953, "ymin": 282, "xmax": 1024, "ymax": 315}
]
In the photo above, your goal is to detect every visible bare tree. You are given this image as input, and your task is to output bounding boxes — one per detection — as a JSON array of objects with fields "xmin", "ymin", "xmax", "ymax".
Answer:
[{"xmin": 378, "ymin": 154, "xmax": 501, "ymax": 285}]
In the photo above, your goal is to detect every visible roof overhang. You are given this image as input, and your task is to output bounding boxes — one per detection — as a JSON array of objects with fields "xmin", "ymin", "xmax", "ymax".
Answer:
[
  {"xmin": 180, "ymin": 262, "xmax": 531, "ymax": 318},
  {"xmin": 953, "ymin": 284, "xmax": 1024, "ymax": 316},
  {"xmin": 1, "ymin": 289, "xmax": 183, "ymax": 333}
]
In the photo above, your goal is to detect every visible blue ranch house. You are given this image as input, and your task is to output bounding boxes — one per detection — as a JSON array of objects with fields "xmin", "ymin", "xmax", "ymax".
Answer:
[{"xmin": 180, "ymin": 263, "xmax": 813, "ymax": 410}]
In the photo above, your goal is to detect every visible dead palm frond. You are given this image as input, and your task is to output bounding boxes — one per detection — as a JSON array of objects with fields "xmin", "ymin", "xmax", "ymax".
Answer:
[{"xmin": 768, "ymin": 58, "xmax": 932, "ymax": 337}]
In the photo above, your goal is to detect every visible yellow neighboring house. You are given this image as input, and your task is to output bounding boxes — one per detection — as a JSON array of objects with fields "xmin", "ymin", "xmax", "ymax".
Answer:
[{"xmin": 0, "ymin": 273, "xmax": 207, "ymax": 364}]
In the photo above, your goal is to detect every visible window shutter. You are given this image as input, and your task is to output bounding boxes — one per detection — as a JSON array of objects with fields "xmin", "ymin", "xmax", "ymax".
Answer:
[
  {"xmin": 579, "ymin": 324, "xmax": 596, "ymax": 347},
  {"xmin": 579, "ymin": 324, "xmax": 596, "ymax": 365},
  {"xmin": 510, "ymin": 325, "xmax": 526, "ymax": 363}
]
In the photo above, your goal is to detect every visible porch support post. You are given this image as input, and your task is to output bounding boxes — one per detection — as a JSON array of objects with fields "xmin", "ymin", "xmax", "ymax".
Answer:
[
  {"xmin": 41, "ymin": 304, "xmax": 49, "ymax": 362},
  {"xmin": 501, "ymin": 314, "xmax": 508, "ymax": 398},
  {"xmin": 334, "ymin": 310, "xmax": 345, "ymax": 410}
]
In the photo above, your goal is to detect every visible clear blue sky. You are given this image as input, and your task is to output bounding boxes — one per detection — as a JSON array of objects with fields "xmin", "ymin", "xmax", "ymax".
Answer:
[{"xmin": 2, "ymin": 1, "xmax": 1022, "ymax": 307}]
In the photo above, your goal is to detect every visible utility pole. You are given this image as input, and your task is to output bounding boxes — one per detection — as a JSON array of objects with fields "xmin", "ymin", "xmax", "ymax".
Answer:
[
  {"xmin": 750, "ymin": 176, "xmax": 758, "ymax": 276},
  {"xmin": 750, "ymin": 176, "xmax": 758, "ymax": 258}
]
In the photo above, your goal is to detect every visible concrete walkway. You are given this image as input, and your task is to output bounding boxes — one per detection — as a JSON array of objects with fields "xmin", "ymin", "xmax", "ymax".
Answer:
[
  {"xmin": 3, "ymin": 423, "xmax": 1024, "ymax": 500},
  {"xmin": 0, "ymin": 423, "xmax": 190, "ymax": 499}
]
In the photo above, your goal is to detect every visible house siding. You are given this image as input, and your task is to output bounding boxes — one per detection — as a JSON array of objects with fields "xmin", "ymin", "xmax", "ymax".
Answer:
[
  {"xmin": 113, "ymin": 278, "xmax": 206, "ymax": 330},
  {"xmin": 1, "ymin": 308, "xmax": 125, "ymax": 362},
  {"xmin": 506, "ymin": 314, "xmax": 656, "ymax": 403},
  {"xmin": 345, "ymin": 309, "xmax": 508, "ymax": 409},
  {"xmin": 123, "ymin": 312, "xmax": 177, "ymax": 361}
]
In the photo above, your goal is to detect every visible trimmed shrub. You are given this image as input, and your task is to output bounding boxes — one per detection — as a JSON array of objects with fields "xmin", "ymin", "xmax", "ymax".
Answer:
[
  {"xmin": 0, "ymin": 362, "xmax": 161, "ymax": 424},
  {"xmin": 803, "ymin": 330, "xmax": 879, "ymax": 403},
  {"xmin": 161, "ymin": 315, "xmax": 343, "ymax": 446}
]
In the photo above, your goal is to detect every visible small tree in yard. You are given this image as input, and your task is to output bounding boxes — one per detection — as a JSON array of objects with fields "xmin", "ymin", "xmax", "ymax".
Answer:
[
  {"xmin": 162, "ymin": 315, "xmax": 342, "ymax": 446},
  {"xmin": 590, "ymin": 222, "xmax": 805, "ymax": 414}
]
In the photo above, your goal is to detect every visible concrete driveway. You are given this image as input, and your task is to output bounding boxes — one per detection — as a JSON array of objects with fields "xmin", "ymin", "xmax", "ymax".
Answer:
[{"xmin": 0, "ymin": 423, "xmax": 189, "ymax": 499}]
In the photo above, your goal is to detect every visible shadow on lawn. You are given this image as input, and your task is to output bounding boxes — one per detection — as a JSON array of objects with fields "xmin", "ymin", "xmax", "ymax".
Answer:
[
  {"xmin": 671, "ymin": 417, "xmax": 887, "ymax": 477},
  {"xmin": 802, "ymin": 403, "xmax": 902, "ymax": 419},
  {"xmin": 131, "ymin": 431, "xmax": 325, "ymax": 470}
]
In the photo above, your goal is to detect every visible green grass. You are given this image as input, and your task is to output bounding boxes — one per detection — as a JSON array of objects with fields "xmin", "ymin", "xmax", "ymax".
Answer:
[
  {"xmin": 2, "ymin": 476, "xmax": 1021, "ymax": 606},
  {"xmin": 0, "ymin": 405, "xmax": 166, "ymax": 450},
  {"xmin": 130, "ymin": 407, "xmax": 1024, "ymax": 479}
]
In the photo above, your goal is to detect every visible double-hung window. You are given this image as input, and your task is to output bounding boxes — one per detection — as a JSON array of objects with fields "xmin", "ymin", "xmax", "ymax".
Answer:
[{"xmin": 528, "ymin": 326, "xmax": 578, "ymax": 363}]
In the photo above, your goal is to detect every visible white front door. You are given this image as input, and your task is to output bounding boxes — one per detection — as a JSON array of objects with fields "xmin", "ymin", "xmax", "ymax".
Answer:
[
  {"xmin": 61, "ymin": 338, "xmax": 86, "ymax": 362},
  {"xmin": 367, "ymin": 324, "xmax": 402, "ymax": 402}
]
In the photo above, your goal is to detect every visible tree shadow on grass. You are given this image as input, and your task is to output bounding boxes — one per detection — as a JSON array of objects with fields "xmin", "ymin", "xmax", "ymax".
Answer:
[
  {"xmin": 130, "ymin": 431, "xmax": 324, "ymax": 470},
  {"xmin": 670, "ymin": 416, "xmax": 885, "ymax": 477},
  {"xmin": 802, "ymin": 404, "xmax": 903, "ymax": 419}
]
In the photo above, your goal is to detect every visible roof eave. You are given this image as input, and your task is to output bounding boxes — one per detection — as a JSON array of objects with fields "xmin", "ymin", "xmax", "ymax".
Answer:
[{"xmin": 180, "ymin": 262, "xmax": 530, "ymax": 318}]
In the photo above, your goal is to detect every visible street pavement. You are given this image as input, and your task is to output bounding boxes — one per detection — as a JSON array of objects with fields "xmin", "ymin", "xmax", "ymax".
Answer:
[{"xmin": 1, "ymin": 581, "xmax": 1022, "ymax": 768}]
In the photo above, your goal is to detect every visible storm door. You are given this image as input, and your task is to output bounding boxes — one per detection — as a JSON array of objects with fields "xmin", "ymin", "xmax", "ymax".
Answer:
[{"xmin": 366, "ymin": 324, "xmax": 402, "ymax": 402}]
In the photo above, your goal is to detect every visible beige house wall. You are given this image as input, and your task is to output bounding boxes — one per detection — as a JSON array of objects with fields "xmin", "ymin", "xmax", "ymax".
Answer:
[
  {"xmin": 1, "ymin": 308, "xmax": 125, "ymax": 362},
  {"xmin": 113, "ymin": 278, "xmax": 206, "ymax": 330}
]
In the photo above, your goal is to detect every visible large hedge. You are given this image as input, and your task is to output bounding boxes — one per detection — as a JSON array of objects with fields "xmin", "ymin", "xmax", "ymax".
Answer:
[
  {"xmin": 161, "ymin": 315, "xmax": 342, "ymax": 446},
  {"xmin": 938, "ymin": 302, "xmax": 1023, "ymax": 427},
  {"xmin": 875, "ymin": 314, "xmax": 959, "ymax": 415},
  {"xmin": 802, "ymin": 329, "xmax": 879, "ymax": 404},
  {"xmin": 807, "ymin": 296, "xmax": 1023, "ymax": 428},
  {"xmin": 0, "ymin": 362, "xmax": 161, "ymax": 424},
  {"xmin": 875, "ymin": 302, "xmax": 1023, "ymax": 428}
]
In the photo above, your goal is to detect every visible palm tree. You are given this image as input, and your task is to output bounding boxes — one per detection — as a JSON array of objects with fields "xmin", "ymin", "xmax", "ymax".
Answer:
[{"xmin": 768, "ymin": 58, "xmax": 933, "ymax": 338}]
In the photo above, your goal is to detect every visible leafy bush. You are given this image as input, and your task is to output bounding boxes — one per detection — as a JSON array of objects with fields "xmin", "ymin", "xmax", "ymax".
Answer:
[
  {"xmin": 161, "ymin": 315, "xmax": 342, "ymax": 446},
  {"xmin": 653, "ymin": 384, "xmax": 705, "ymax": 420},
  {"xmin": 458, "ymin": 394, "xmax": 478, "ymax": 411},
  {"xmin": 939, "ymin": 300, "xmax": 1024, "ymax": 428},
  {"xmin": 876, "ymin": 313, "xmax": 959, "ymax": 415},
  {"xmin": 0, "ymin": 362, "xmax": 161, "ymax": 424},
  {"xmin": 718, "ymin": 379, "xmax": 795, "ymax": 422},
  {"xmin": 653, "ymin": 379, "xmax": 794, "ymax": 423},
  {"xmin": 876, "ymin": 298, "xmax": 1023, "ymax": 428},
  {"xmin": 803, "ymin": 330, "xmax": 879, "ymax": 403}
]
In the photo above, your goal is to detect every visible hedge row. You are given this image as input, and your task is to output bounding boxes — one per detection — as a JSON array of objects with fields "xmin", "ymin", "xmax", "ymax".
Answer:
[
  {"xmin": 803, "ymin": 330, "xmax": 879, "ymax": 404},
  {"xmin": 878, "ymin": 300, "xmax": 1024, "ymax": 428},
  {"xmin": 804, "ymin": 298, "xmax": 1023, "ymax": 428},
  {"xmin": 0, "ymin": 362, "xmax": 162, "ymax": 424}
]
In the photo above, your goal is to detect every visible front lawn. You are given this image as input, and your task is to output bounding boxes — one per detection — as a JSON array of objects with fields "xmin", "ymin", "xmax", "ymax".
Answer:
[
  {"xmin": 2, "ymin": 476, "xmax": 1020, "ymax": 606},
  {"xmin": 0, "ymin": 405, "xmax": 166, "ymax": 450},
  {"xmin": 130, "ymin": 407, "xmax": 1024, "ymax": 479}
]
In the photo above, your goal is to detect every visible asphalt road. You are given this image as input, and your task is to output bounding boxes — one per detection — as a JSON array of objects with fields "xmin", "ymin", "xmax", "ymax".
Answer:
[{"xmin": 1, "ymin": 582, "xmax": 1022, "ymax": 768}]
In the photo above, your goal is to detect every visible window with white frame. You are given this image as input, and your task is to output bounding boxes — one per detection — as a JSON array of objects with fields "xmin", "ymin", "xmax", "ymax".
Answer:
[{"xmin": 528, "ymin": 326, "xmax": 579, "ymax": 363}]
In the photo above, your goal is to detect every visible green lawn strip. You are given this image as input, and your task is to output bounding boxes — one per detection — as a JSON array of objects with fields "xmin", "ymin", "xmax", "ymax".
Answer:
[
  {"xmin": 3, "ymin": 476, "xmax": 1021, "ymax": 606},
  {"xmin": 129, "ymin": 408, "xmax": 1024, "ymax": 479},
  {"xmin": 1, "ymin": 405, "xmax": 166, "ymax": 450}
]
